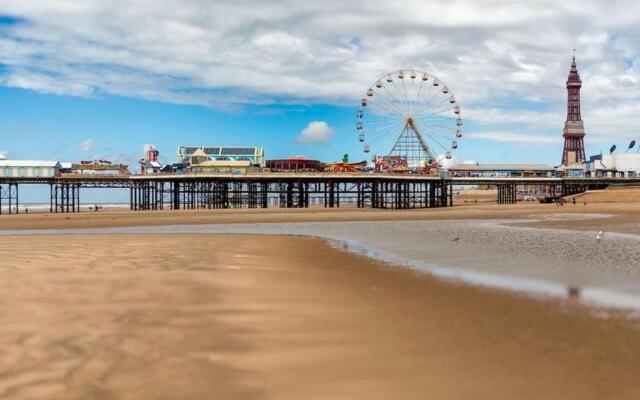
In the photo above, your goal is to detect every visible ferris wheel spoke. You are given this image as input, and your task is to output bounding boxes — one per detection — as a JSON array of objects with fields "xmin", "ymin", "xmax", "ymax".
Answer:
[
  {"xmin": 388, "ymin": 78, "xmax": 412, "ymax": 116},
  {"xmin": 412, "ymin": 87, "xmax": 441, "ymax": 120},
  {"xmin": 367, "ymin": 98, "xmax": 401, "ymax": 117},
  {"xmin": 365, "ymin": 122, "xmax": 400, "ymax": 134},
  {"xmin": 413, "ymin": 105, "xmax": 457, "ymax": 120},
  {"xmin": 366, "ymin": 118, "xmax": 403, "ymax": 128},
  {"xmin": 401, "ymin": 79, "xmax": 410, "ymax": 110},
  {"xmin": 431, "ymin": 131, "xmax": 456, "ymax": 144},
  {"xmin": 381, "ymin": 84, "xmax": 409, "ymax": 116},
  {"xmin": 415, "ymin": 110, "xmax": 457, "ymax": 122},
  {"xmin": 427, "ymin": 105, "xmax": 458, "ymax": 115},
  {"xmin": 416, "ymin": 127, "xmax": 456, "ymax": 149},
  {"xmin": 371, "ymin": 86, "xmax": 409, "ymax": 117},
  {"xmin": 366, "ymin": 122, "xmax": 405, "ymax": 137},
  {"xmin": 367, "ymin": 124, "xmax": 405, "ymax": 147},
  {"xmin": 366, "ymin": 98, "xmax": 405, "ymax": 119},
  {"xmin": 369, "ymin": 89, "xmax": 406, "ymax": 118},
  {"xmin": 407, "ymin": 78, "xmax": 426, "ymax": 117},
  {"xmin": 368, "ymin": 131, "xmax": 397, "ymax": 146},
  {"xmin": 420, "ymin": 90, "xmax": 443, "ymax": 113},
  {"xmin": 414, "ymin": 114, "xmax": 458, "ymax": 124},
  {"xmin": 423, "ymin": 122, "xmax": 458, "ymax": 132},
  {"xmin": 364, "ymin": 118, "xmax": 401, "ymax": 124},
  {"xmin": 417, "ymin": 130, "xmax": 450, "ymax": 153}
]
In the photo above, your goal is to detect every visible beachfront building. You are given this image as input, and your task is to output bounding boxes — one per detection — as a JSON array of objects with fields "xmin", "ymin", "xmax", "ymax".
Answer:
[
  {"xmin": 0, "ymin": 160, "xmax": 62, "ymax": 177},
  {"xmin": 586, "ymin": 153, "xmax": 640, "ymax": 178},
  {"xmin": 139, "ymin": 144, "xmax": 162, "ymax": 174},
  {"xmin": 190, "ymin": 159, "xmax": 258, "ymax": 174},
  {"xmin": 177, "ymin": 146, "xmax": 265, "ymax": 167},
  {"xmin": 66, "ymin": 160, "xmax": 129, "ymax": 175},
  {"xmin": 448, "ymin": 163, "xmax": 556, "ymax": 178},
  {"xmin": 555, "ymin": 162, "xmax": 586, "ymax": 177},
  {"xmin": 266, "ymin": 156, "xmax": 322, "ymax": 172}
]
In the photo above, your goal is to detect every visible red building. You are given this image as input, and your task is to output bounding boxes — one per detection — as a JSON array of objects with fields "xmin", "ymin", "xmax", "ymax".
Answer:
[{"xmin": 266, "ymin": 156, "xmax": 322, "ymax": 172}]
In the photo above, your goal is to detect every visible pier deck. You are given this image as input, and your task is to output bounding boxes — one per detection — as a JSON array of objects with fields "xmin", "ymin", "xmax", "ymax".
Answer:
[{"xmin": 0, "ymin": 173, "xmax": 635, "ymax": 214}]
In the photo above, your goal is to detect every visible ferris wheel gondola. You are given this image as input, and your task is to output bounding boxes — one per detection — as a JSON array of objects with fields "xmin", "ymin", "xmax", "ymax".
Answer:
[{"xmin": 356, "ymin": 69, "xmax": 462, "ymax": 168}]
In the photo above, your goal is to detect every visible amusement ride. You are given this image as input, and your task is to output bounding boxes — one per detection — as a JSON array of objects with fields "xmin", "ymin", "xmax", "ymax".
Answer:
[{"xmin": 357, "ymin": 69, "xmax": 462, "ymax": 172}]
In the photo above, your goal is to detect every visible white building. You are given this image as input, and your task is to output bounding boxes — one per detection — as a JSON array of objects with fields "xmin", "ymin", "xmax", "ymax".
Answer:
[
  {"xmin": 448, "ymin": 163, "xmax": 556, "ymax": 178},
  {"xmin": 0, "ymin": 160, "xmax": 61, "ymax": 178},
  {"xmin": 177, "ymin": 146, "xmax": 265, "ymax": 167},
  {"xmin": 586, "ymin": 153, "xmax": 640, "ymax": 178}
]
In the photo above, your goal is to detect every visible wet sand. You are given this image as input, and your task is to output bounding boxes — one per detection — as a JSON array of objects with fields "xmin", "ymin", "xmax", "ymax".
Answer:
[
  {"xmin": 1, "ymin": 233, "xmax": 640, "ymax": 399},
  {"xmin": 2, "ymin": 201, "xmax": 640, "ymax": 233}
]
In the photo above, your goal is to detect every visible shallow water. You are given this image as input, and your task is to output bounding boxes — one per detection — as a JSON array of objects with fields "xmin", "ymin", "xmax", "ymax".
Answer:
[{"xmin": 3, "ymin": 214, "xmax": 640, "ymax": 312}]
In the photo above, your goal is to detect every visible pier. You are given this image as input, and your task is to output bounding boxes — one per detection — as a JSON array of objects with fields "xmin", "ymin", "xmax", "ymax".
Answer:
[{"xmin": 0, "ymin": 173, "xmax": 628, "ymax": 214}]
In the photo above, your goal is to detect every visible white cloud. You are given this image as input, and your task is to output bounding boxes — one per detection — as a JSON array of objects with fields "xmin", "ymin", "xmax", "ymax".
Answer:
[
  {"xmin": 463, "ymin": 107, "xmax": 563, "ymax": 129},
  {"xmin": 79, "ymin": 138, "xmax": 95, "ymax": 151},
  {"xmin": 0, "ymin": 150, "xmax": 7, "ymax": 159},
  {"xmin": 295, "ymin": 121, "xmax": 333, "ymax": 144},
  {"xmin": 466, "ymin": 131, "xmax": 562, "ymax": 144},
  {"xmin": 0, "ymin": 0, "xmax": 640, "ymax": 143}
]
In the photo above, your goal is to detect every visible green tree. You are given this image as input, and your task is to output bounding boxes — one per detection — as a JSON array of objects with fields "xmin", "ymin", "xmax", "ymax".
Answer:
[{"xmin": 342, "ymin": 153, "xmax": 349, "ymax": 163}]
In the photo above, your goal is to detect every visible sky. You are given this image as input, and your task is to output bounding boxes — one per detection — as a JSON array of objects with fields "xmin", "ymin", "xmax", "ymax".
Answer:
[{"xmin": 1, "ymin": 0, "xmax": 640, "ymax": 169}]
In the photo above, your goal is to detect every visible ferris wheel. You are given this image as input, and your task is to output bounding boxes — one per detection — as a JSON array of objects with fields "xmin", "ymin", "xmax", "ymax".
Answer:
[{"xmin": 357, "ymin": 69, "xmax": 462, "ymax": 168}]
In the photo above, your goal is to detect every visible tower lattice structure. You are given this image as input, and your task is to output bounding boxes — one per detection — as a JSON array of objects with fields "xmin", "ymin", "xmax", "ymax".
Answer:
[{"xmin": 561, "ymin": 54, "xmax": 586, "ymax": 166}]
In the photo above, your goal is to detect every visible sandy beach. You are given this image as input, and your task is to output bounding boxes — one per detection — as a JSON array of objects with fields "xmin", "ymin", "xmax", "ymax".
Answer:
[
  {"xmin": 2, "ymin": 197, "xmax": 640, "ymax": 398},
  {"xmin": 1, "ymin": 233, "xmax": 640, "ymax": 399}
]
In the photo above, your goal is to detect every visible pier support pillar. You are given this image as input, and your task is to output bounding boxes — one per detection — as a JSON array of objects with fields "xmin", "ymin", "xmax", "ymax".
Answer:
[
  {"xmin": 497, "ymin": 184, "xmax": 517, "ymax": 205},
  {"xmin": 50, "ymin": 183, "xmax": 80, "ymax": 213},
  {"xmin": 0, "ymin": 183, "xmax": 19, "ymax": 214}
]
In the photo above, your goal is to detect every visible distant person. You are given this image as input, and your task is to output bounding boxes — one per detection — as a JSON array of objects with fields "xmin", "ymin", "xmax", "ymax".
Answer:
[
  {"xmin": 25, "ymin": 208, "xmax": 28, "ymax": 214},
  {"xmin": 94, "ymin": 203, "xmax": 99, "ymax": 212}
]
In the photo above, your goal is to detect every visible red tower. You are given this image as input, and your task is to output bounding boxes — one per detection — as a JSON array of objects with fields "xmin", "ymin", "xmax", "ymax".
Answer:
[{"xmin": 561, "ymin": 54, "xmax": 586, "ymax": 166}]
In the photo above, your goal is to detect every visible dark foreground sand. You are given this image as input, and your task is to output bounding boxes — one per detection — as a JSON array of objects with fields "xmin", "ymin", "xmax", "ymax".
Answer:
[{"xmin": 1, "ymin": 234, "xmax": 639, "ymax": 399}]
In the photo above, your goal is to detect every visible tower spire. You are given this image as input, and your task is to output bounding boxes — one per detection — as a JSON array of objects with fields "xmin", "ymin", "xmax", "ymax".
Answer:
[{"xmin": 561, "ymin": 52, "xmax": 586, "ymax": 166}]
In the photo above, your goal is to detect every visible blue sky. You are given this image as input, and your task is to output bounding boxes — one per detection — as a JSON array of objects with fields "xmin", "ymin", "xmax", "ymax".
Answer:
[
  {"xmin": 1, "ymin": 1, "xmax": 639, "ymax": 170},
  {"xmin": 0, "ymin": 85, "xmax": 564, "ymax": 168}
]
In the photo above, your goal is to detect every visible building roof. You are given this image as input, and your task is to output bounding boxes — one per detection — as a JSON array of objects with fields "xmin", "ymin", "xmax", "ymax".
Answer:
[
  {"xmin": 0, "ymin": 160, "xmax": 61, "ymax": 167},
  {"xmin": 194, "ymin": 159, "xmax": 251, "ymax": 167},
  {"xmin": 191, "ymin": 148, "xmax": 208, "ymax": 158},
  {"xmin": 179, "ymin": 146, "xmax": 264, "ymax": 156},
  {"xmin": 449, "ymin": 163, "xmax": 555, "ymax": 171},
  {"xmin": 556, "ymin": 163, "xmax": 585, "ymax": 171},
  {"xmin": 267, "ymin": 158, "xmax": 321, "ymax": 163}
]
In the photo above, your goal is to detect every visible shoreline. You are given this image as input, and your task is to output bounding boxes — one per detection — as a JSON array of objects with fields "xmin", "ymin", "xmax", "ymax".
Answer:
[
  {"xmin": 3, "ymin": 205, "xmax": 640, "ymax": 313},
  {"xmin": 1, "ymin": 233, "xmax": 640, "ymax": 398},
  {"xmin": 3, "ymin": 202, "xmax": 640, "ymax": 232},
  {"xmin": 3, "ymin": 212, "xmax": 640, "ymax": 313}
]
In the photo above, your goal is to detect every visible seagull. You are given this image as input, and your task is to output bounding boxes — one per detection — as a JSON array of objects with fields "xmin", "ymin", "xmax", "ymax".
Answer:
[{"xmin": 596, "ymin": 230, "xmax": 604, "ymax": 240}]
